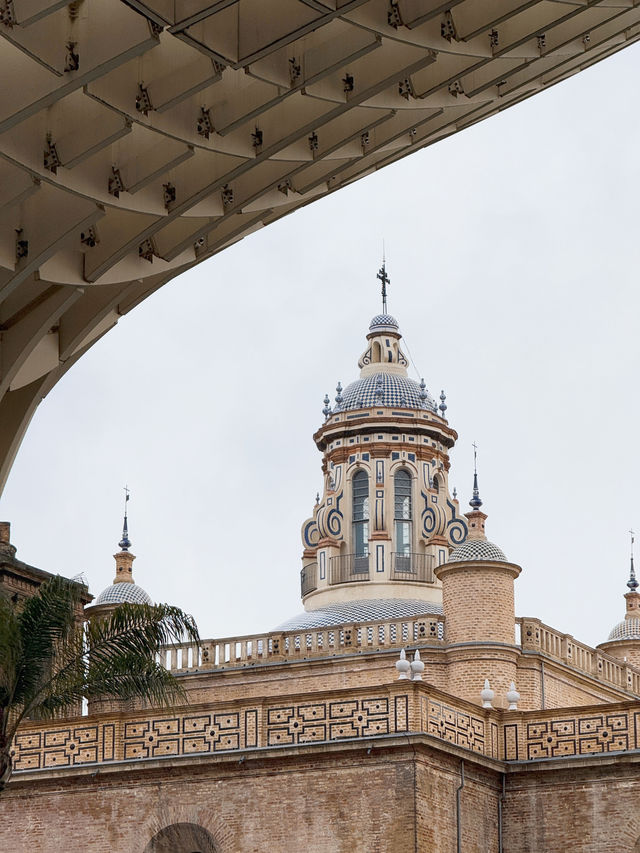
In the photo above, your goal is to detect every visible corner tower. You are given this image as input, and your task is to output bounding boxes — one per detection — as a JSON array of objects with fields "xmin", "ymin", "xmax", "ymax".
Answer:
[
  {"xmin": 435, "ymin": 472, "xmax": 521, "ymax": 705},
  {"xmin": 598, "ymin": 539, "xmax": 640, "ymax": 667},
  {"xmin": 291, "ymin": 271, "xmax": 469, "ymax": 628},
  {"xmin": 85, "ymin": 499, "xmax": 152, "ymax": 619}
]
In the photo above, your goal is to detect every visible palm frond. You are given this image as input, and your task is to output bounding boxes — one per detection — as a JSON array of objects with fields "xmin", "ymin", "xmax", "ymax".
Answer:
[
  {"xmin": 12, "ymin": 576, "xmax": 80, "ymax": 708},
  {"xmin": 19, "ymin": 602, "xmax": 199, "ymax": 724},
  {"xmin": 0, "ymin": 594, "xmax": 21, "ymax": 714},
  {"xmin": 1, "ymin": 583, "xmax": 200, "ymax": 792}
]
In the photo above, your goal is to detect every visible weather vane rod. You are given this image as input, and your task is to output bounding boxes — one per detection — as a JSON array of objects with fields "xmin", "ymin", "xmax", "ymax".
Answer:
[
  {"xmin": 119, "ymin": 485, "xmax": 131, "ymax": 551},
  {"xmin": 628, "ymin": 528, "xmax": 639, "ymax": 591},
  {"xmin": 469, "ymin": 442, "xmax": 483, "ymax": 510}
]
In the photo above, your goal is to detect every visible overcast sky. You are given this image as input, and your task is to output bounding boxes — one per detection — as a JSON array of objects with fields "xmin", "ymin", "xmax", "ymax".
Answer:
[{"xmin": 2, "ymin": 44, "xmax": 640, "ymax": 650}]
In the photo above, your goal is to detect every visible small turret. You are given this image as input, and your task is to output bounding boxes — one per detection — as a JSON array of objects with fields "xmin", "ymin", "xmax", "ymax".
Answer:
[
  {"xmin": 598, "ymin": 532, "xmax": 640, "ymax": 667},
  {"xmin": 435, "ymin": 454, "xmax": 521, "ymax": 707},
  {"xmin": 114, "ymin": 500, "xmax": 135, "ymax": 584},
  {"xmin": 86, "ymin": 490, "xmax": 152, "ymax": 615}
]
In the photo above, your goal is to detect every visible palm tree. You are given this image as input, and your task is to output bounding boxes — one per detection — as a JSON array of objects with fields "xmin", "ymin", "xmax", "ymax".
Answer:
[{"xmin": 0, "ymin": 574, "xmax": 200, "ymax": 792}]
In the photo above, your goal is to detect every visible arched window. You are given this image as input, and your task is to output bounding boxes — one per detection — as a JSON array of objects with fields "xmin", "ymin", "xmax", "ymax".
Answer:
[
  {"xmin": 432, "ymin": 474, "xmax": 440, "ymax": 493},
  {"xmin": 352, "ymin": 470, "xmax": 369, "ymax": 570},
  {"xmin": 394, "ymin": 470, "xmax": 412, "ymax": 559},
  {"xmin": 144, "ymin": 823, "xmax": 217, "ymax": 853}
]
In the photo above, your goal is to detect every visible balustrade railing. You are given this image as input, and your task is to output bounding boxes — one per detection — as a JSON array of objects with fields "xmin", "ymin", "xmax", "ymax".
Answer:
[
  {"xmin": 300, "ymin": 563, "xmax": 317, "ymax": 596},
  {"xmin": 330, "ymin": 553, "xmax": 370, "ymax": 584},
  {"xmin": 517, "ymin": 617, "xmax": 640, "ymax": 696},
  {"xmin": 390, "ymin": 552, "xmax": 435, "ymax": 583},
  {"xmin": 158, "ymin": 612, "xmax": 445, "ymax": 673},
  {"xmin": 157, "ymin": 615, "xmax": 640, "ymax": 697}
]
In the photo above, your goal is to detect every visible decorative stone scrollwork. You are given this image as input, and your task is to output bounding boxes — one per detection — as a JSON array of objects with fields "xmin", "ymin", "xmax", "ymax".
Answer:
[
  {"xmin": 446, "ymin": 499, "xmax": 468, "ymax": 545},
  {"xmin": 301, "ymin": 517, "xmax": 319, "ymax": 549},
  {"xmin": 316, "ymin": 491, "xmax": 344, "ymax": 540},
  {"xmin": 421, "ymin": 493, "xmax": 447, "ymax": 538}
]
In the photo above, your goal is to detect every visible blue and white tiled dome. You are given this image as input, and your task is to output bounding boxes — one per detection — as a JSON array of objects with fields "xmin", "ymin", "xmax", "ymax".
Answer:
[
  {"xmin": 334, "ymin": 373, "xmax": 436, "ymax": 413},
  {"xmin": 94, "ymin": 582, "xmax": 152, "ymax": 606},
  {"xmin": 607, "ymin": 618, "xmax": 640, "ymax": 641},
  {"xmin": 448, "ymin": 539, "xmax": 508, "ymax": 563},
  {"xmin": 275, "ymin": 598, "xmax": 442, "ymax": 630},
  {"xmin": 369, "ymin": 314, "xmax": 399, "ymax": 333}
]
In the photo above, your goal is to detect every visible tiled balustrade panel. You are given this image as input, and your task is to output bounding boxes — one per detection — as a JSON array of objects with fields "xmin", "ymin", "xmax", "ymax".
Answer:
[
  {"xmin": 13, "ymin": 687, "xmax": 413, "ymax": 773},
  {"xmin": 502, "ymin": 705, "xmax": 640, "ymax": 761}
]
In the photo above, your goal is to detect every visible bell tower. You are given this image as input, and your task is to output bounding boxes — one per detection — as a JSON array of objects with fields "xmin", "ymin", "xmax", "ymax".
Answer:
[{"xmin": 299, "ymin": 266, "xmax": 468, "ymax": 615}]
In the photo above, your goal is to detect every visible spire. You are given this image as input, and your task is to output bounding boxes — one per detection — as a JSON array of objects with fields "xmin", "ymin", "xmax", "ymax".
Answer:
[
  {"xmin": 628, "ymin": 529, "xmax": 638, "ymax": 591},
  {"xmin": 469, "ymin": 442, "xmax": 483, "ymax": 510},
  {"xmin": 118, "ymin": 485, "xmax": 131, "ymax": 551},
  {"xmin": 376, "ymin": 259, "xmax": 390, "ymax": 314},
  {"xmin": 112, "ymin": 487, "xmax": 136, "ymax": 586}
]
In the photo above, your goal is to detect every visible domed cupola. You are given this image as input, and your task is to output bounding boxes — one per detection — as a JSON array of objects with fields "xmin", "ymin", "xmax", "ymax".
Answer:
[
  {"xmin": 292, "ymin": 265, "xmax": 470, "ymax": 628},
  {"xmin": 86, "ymin": 494, "xmax": 152, "ymax": 616},
  {"xmin": 447, "ymin": 465, "xmax": 508, "ymax": 563},
  {"xmin": 368, "ymin": 314, "xmax": 400, "ymax": 334},
  {"xmin": 598, "ymin": 536, "xmax": 640, "ymax": 667}
]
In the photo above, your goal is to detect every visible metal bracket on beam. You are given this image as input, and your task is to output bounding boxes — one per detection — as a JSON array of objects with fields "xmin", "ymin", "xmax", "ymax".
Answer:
[{"xmin": 0, "ymin": 0, "xmax": 16, "ymax": 27}]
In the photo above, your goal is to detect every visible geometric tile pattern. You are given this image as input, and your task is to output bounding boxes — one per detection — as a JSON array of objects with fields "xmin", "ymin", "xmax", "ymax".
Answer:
[
  {"xmin": 265, "ymin": 697, "xmax": 407, "ymax": 747},
  {"xmin": 93, "ymin": 582, "xmax": 152, "ymax": 605},
  {"xmin": 275, "ymin": 598, "xmax": 443, "ymax": 631},
  {"xmin": 525, "ymin": 713, "xmax": 630, "ymax": 760},
  {"xmin": 369, "ymin": 314, "xmax": 399, "ymax": 332},
  {"xmin": 13, "ymin": 724, "xmax": 108, "ymax": 771},
  {"xmin": 448, "ymin": 539, "xmax": 507, "ymax": 563},
  {"xmin": 13, "ymin": 693, "xmax": 410, "ymax": 772},
  {"xmin": 333, "ymin": 373, "xmax": 436, "ymax": 414},
  {"xmin": 608, "ymin": 617, "xmax": 640, "ymax": 640},
  {"xmin": 123, "ymin": 713, "xmax": 243, "ymax": 759},
  {"xmin": 13, "ymin": 693, "xmax": 640, "ymax": 773},
  {"xmin": 426, "ymin": 699, "xmax": 485, "ymax": 755}
]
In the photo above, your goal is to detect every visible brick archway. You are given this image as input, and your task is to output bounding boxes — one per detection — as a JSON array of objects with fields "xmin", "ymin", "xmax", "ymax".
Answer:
[{"xmin": 144, "ymin": 823, "xmax": 217, "ymax": 853}]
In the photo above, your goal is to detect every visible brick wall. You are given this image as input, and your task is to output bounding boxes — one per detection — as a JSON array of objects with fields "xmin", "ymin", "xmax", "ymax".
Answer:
[
  {"xmin": 503, "ymin": 759, "xmax": 640, "ymax": 852},
  {"xmin": 0, "ymin": 742, "xmax": 501, "ymax": 853},
  {"xmin": 438, "ymin": 563, "xmax": 519, "ymax": 646}
]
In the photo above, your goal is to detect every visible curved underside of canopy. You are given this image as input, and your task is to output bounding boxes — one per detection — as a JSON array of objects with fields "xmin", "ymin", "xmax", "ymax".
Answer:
[{"xmin": 1, "ymin": 0, "xmax": 639, "ymax": 491}]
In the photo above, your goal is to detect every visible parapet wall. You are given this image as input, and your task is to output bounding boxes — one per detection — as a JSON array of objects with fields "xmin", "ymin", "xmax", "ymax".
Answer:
[
  {"xmin": 148, "ymin": 613, "xmax": 640, "ymax": 712},
  {"xmin": 9, "ymin": 682, "xmax": 640, "ymax": 853},
  {"xmin": 12, "ymin": 681, "xmax": 640, "ymax": 774}
]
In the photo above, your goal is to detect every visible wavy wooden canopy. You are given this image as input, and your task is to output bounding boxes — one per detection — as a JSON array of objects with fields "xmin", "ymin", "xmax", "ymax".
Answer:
[{"xmin": 1, "ymin": 0, "xmax": 638, "ymax": 491}]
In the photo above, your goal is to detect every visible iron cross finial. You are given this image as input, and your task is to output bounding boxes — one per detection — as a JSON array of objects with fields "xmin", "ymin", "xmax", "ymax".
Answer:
[
  {"xmin": 119, "ymin": 485, "xmax": 131, "ymax": 551},
  {"xmin": 376, "ymin": 262, "xmax": 390, "ymax": 314},
  {"xmin": 629, "ymin": 529, "xmax": 638, "ymax": 591}
]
